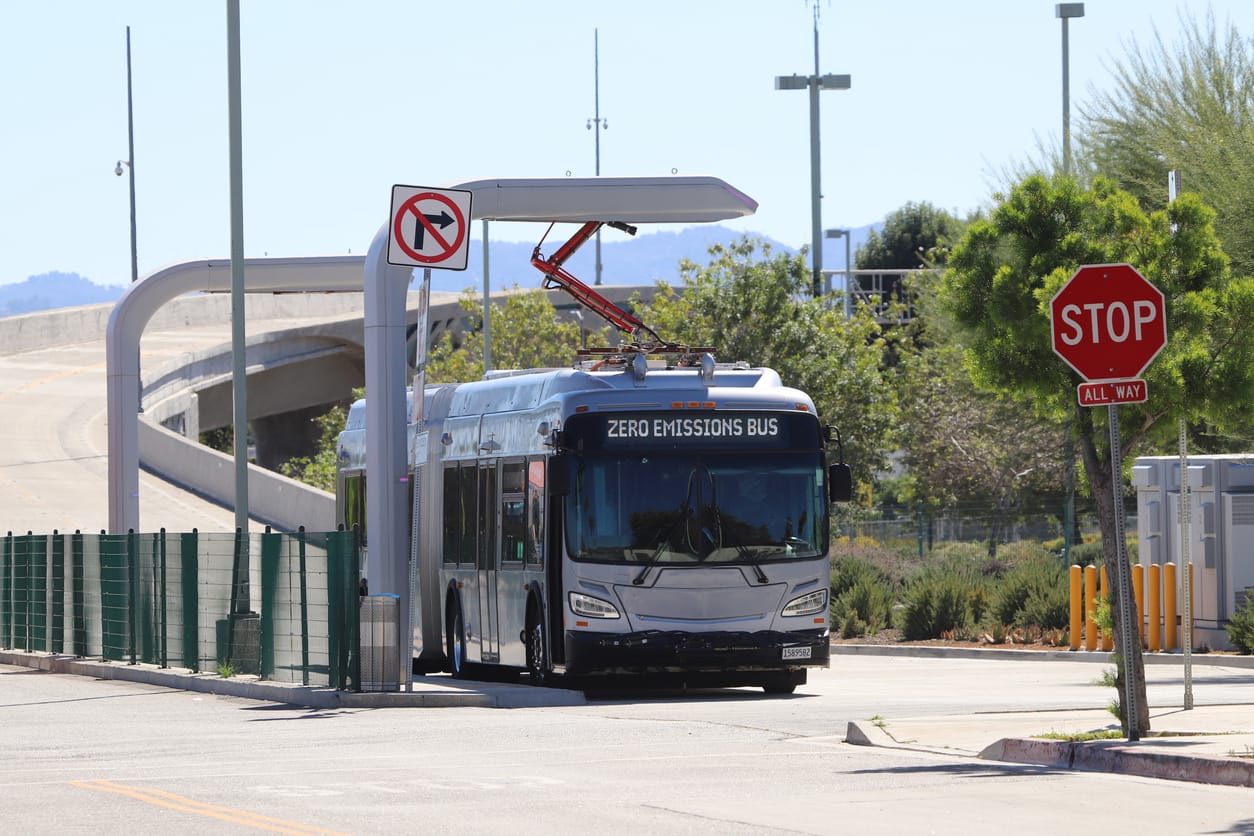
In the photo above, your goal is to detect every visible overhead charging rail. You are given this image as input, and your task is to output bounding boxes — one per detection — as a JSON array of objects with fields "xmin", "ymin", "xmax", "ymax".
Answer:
[{"xmin": 530, "ymin": 220, "xmax": 711, "ymax": 363}]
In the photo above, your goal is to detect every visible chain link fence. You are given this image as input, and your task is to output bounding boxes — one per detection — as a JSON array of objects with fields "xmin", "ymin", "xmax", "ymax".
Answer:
[{"xmin": 1, "ymin": 528, "xmax": 360, "ymax": 689}]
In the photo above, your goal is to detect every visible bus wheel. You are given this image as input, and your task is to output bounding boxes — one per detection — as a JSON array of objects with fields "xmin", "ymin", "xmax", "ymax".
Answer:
[
  {"xmin": 762, "ymin": 677, "xmax": 797, "ymax": 695},
  {"xmin": 525, "ymin": 609, "xmax": 547, "ymax": 686},
  {"xmin": 447, "ymin": 605, "xmax": 468, "ymax": 679}
]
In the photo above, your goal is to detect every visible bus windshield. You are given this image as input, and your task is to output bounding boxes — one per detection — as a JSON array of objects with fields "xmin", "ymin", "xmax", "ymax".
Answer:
[{"xmin": 564, "ymin": 451, "xmax": 828, "ymax": 565}]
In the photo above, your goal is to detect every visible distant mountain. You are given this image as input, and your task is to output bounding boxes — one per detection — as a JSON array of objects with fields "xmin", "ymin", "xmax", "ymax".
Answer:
[
  {"xmin": 0, "ymin": 272, "xmax": 123, "ymax": 318},
  {"xmin": 429, "ymin": 224, "xmax": 806, "ymax": 295},
  {"xmin": 4, "ymin": 223, "xmax": 881, "ymax": 317}
]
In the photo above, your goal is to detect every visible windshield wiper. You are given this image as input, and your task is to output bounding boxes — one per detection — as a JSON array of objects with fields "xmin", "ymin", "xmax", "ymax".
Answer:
[
  {"xmin": 715, "ymin": 512, "xmax": 768, "ymax": 584},
  {"xmin": 633, "ymin": 505, "xmax": 691, "ymax": 586}
]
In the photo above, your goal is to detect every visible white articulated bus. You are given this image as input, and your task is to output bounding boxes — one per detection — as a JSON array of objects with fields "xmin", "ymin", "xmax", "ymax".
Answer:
[{"xmin": 337, "ymin": 355, "xmax": 852, "ymax": 692}]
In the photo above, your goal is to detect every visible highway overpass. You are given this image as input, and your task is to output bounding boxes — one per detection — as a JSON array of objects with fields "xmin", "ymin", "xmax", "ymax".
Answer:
[{"xmin": 0, "ymin": 282, "xmax": 653, "ymax": 535}]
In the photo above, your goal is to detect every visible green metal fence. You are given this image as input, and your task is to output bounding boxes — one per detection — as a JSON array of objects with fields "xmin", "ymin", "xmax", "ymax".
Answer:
[{"xmin": 1, "ymin": 528, "xmax": 360, "ymax": 689}]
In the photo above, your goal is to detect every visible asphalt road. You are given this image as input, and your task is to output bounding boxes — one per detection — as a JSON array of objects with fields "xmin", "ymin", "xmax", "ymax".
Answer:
[
  {"xmin": 3, "ymin": 656, "xmax": 1251, "ymax": 835},
  {"xmin": 0, "ymin": 319, "xmax": 306, "ymax": 535}
]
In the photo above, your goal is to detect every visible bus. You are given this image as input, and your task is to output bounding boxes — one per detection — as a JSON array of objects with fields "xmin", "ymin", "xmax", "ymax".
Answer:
[{"xmin": 337, "ymin": 356, "xmax": 852, "ymax": 693}]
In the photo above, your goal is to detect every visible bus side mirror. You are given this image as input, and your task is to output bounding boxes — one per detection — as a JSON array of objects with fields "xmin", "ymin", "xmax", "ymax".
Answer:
[
  {"xmin": 829, "ymin": 463, "xmax": 852, "ymax": 504},
  {"xmin": 548, "ymin": 456, "xmax": 570, "ymax": 497}
]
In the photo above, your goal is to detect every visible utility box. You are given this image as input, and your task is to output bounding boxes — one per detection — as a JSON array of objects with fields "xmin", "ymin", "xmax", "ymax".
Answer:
[
  {"xmin": 360, "ymin": 594, "xmax": 401, "ymax": 692},
  {"xmin": 1133, "ymin": 454, "xmax": 1254, "ymax": 650}
]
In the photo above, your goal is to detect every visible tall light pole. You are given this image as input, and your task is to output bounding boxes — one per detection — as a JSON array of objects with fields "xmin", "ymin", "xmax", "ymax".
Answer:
[
  {"xmin": 1057, "ymin": 3, "xmax": 1083, "ymax": 567},
  {"xmin": 115, "ymin": 25, "xmax": 138, "ymax": 285},
  {"xmin": 825, "ymin": 228, "xmax": 852, "ymax": 318},
  {"xmin": 226, "ymin": 0, "xmax": 250, "ymax": 548},
  {"xmin": 1056, "ymin": 3, "xmax": 1084, "ymax": 174},
  {"xmin": 776, "ymin": 4, "xmax": 850, "ymax": 299},
  {"xmin": 588, "ymin": 28, "xmax": 607, "ymax": 285}
]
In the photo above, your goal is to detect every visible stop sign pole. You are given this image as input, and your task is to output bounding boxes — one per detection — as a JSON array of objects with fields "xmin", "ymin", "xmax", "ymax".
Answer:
[{"xmin": 1051, "ymin": 263, "xmax": 1166, "ymax": 741}]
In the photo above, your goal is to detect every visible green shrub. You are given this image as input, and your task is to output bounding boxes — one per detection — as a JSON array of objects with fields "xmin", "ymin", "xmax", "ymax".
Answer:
[
  {"xmin": 967, "ymin": 582, "xmax": 991, "ymax": 625},
  {"xmin": 830, "ymin": 557, "xmax": 895, "ymax": 635},
  {"xmin": 830, "ymin": 542, "xmax": 912, "ymax": 588},
  {"xmin": 1228, "ymin": 596, "xmax": 1254, "ymax": 654},
  {"xmin": 831, "ymin": 555, "xmax": 889, "ymax": 596},
  {"xmin": 1067, "ymin": 540, "xmax": 1105, "ymax": 567},
  {"xmin": 901, "ymin": 569, "xmax": 971, "ymax": 640},
  {"xmin": 835, "ymin": 575, "xmax": 895, "ymax": 633},
  {"xmin": 839, "ymin": 610, "xmax": 866, "ymax": 639},
  {"xmin": 990, "ymin": 556, "xmax": 1069, "ymax": 629},
  {"xmin": 927, "ymin": 541, "xmax": 987, "ymax": 564},
  {"xmin": 1017, "ymin": 585, "xmax": 1071, "ymax": 631},
  {"xmin": 996, "ymin": 541, "xmax": 1054, "ymax": 564}
]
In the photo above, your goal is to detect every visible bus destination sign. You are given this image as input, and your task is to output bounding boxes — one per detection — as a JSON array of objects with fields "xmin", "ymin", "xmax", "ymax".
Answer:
[{"xmin": 606, "ymin": 415, "xmax": 780, "ymax": 441}]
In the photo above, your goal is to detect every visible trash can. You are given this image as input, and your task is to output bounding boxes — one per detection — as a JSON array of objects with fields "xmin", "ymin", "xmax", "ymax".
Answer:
[{"xmin": 359, "ymin": 594, "xmax": 400, "ymax": 692}]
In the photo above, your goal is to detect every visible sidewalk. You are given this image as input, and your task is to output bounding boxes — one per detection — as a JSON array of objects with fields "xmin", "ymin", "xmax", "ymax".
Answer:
[
  {"xmin": 836, "ymin": 645, "xmax": 1254, "ymax": 789},
  {"xmin": 0, "ymin": 649, "xmax": 586, "ymax": 710}
]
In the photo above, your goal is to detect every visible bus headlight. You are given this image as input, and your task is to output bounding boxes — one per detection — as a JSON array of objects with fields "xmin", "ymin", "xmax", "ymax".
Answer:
[
  {"xmin": 569, "ymin": 591, "xmax": 621, "ymax": 619},
  {"xmin": 781, "ymin": 589, "xmax": 827, "ymax": 617}
]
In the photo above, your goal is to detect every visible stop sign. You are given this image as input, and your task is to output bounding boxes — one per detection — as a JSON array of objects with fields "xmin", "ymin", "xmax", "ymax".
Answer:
[{"xmin": 1050, "ymin": 263, "xmax": 1166, "ymax": 381}]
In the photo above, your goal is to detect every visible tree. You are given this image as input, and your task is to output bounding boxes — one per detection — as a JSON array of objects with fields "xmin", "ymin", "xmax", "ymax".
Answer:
[
  {"xmin": 855, "ymin": 201, "xmax": 966, "ymax": 270},
  {"xmin": 1077, "ymin": 12, "xmax": 1254, "ymax": 277},
  {"xmin": 635, "ymin": 237, "xmax": 897, "ymax": 490},
  {"xmin": 425, "ymin": 287, "xmax": 596, "ymax": 383},
  {"xmin": 891, "ymin": 272, "xmax": 1065, "ymax": 551},
  {"xmin": 280, "ymin": 396, "xmax": 357, "ymax": 492},
  {"xmin": 941, "ymin": 174, "xmax": 1254, "ymax": 736}
]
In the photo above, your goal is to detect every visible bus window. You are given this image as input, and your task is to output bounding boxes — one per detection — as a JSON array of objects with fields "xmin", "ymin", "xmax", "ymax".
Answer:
[
  {"xmin": 501, "ymin": 462, "xmax": 526, "ymax": 567},
  {"xmin": 478, "ymin": 462, "xmax": 497, "ymax": 571},
  {"xmin": 442, "ymin": 466, "xmax": 459, "ymax": 565},
  {"xmin": 527, "ymin": 459, "xmax": 545, "ymax": 566},
  {"xmin": 459, "ymin": 463, "xmax": 477, "ymax": 566}
]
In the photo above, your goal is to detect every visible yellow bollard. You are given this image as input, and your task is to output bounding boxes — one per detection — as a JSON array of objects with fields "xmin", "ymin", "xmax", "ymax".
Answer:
[
  {"xmin": 1148, "ymin": 563, "xmax": 1161, "ymax": 651},
  {"xmin": 1085, "ymin": 565, "xmax": 1098, "ymax": 651},
  {"xmin": 1100, "ymin": 566, "xmax": 1113, "ymax": 651},
  {"xmin": 1133, "ymin": 563, "xmax": 1145, "ymax": 648},
  {"xmin": 1164, "ymin": 562, "xmax": 1177, "ymax": 651},
  {"xmin": 1070, "ymin": 565, "xmax": 1082, "ymax": 649}
]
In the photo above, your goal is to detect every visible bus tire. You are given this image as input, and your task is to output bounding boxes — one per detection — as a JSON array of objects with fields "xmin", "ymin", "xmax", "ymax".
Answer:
[
  {"xmin": 762, "ymin": 677, "xmax": 797, "ymax": 695},
  {"xmin": 447, "ymin": 603, "xmax": 468, "ymax": 679},
  {"xmin": 525, "ymin": 605, "xmax": 547, "ymax": 686}
]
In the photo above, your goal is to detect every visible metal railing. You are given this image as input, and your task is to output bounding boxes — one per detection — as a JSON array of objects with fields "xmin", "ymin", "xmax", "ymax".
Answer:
[
  {"xmin": 1, "ymin": 528, "xmax": 360, "ymax": 689},
  {"xmin": 822, "ymin": 269, "xmax": 928, "ymax": 323}
]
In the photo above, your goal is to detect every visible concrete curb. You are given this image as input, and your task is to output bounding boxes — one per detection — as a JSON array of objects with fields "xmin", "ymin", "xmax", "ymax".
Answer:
[
  {"xmin": 845, "ymin": 720, "xmax": 975, "ymax": 756},
  {"xmin": 830, "ymin": 643, "xmax": 1254, "ymax": 668},
  {"xmin": 0, "ymin": 650, "xmax": 586, "ymax": 709},
  {"xmin": 983, "ymin": 736, "xmax": 1254, "ymax": 789}
]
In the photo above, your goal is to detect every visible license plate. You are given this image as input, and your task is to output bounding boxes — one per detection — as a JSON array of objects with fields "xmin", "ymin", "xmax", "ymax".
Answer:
[{"xmin": 781, "ymin": 646, "xmax": 811, "ymax": 660}]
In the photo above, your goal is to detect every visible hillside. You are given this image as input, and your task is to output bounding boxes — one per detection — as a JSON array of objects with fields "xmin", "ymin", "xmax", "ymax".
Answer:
[
  {"xmin": 2, "ymin": 224, "xmax": 877, "ymax": 317},
  {"xmin": 0, "ymin": 272, "xmax": 123, "ymax": 317}
]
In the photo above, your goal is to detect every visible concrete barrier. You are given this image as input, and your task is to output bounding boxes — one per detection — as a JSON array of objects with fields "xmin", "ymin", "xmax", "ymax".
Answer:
[
  {"xmin": 0, "ymin": 303, "xmax": 115, "ymax": 354},
  {"xmin": 139, "ymin": 418, "xmax": 334, "ymax": 532}
]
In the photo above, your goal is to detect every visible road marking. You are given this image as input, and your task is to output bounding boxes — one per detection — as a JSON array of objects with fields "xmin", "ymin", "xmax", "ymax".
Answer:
[
  {"xmin": 68, "ymin": 780, "xmax": 347, "ymax": 836},
  {"xmin": 0, "ymin": 360, "xmax": 107, "ymax": 399}
]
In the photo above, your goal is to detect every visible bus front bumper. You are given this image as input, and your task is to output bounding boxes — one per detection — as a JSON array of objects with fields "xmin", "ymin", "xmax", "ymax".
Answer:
[{"xmin": 563, "ymin": 628, "xmax": 829, "ymax": 676}]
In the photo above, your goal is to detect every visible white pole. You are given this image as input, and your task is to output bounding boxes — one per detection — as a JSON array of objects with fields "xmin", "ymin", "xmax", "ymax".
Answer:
[{"xmin": 1169, "ymin": 168, "xmax": 1193, "ymax": 709}]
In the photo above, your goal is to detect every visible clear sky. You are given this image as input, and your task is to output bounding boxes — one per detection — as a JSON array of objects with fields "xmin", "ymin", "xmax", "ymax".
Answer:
[{"xmin": 3, "ymin": 1, "xmax": 1250, "ymax": 287}]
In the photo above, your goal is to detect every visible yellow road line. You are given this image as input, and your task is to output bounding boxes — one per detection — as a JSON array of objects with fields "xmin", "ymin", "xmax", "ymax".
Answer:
[
  {"xmin": 0, "ymin": 360, "xmax": 107, "ymax": 399},
  {"xmin": 68, "ymin": 779, "xmax": 348, "ymax": 836}
]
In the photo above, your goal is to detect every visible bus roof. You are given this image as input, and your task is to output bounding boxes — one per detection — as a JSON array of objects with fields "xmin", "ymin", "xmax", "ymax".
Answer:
[{"xmin": 450, "ymin": 176, "xmax": 757, "ymax": 224}]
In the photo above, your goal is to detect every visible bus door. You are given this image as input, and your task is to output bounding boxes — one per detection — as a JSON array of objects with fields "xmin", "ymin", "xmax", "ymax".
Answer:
[{"xmin": 476, "ymin": 459, "xmax": 500, "ymax": 663}]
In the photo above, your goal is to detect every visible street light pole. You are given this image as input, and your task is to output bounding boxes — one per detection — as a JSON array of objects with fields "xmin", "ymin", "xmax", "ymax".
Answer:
[
  {"xmin": 775, "ymin": 5, "xmax": 850, "ymax": 299},
  {"xmin": 122, "ymin": 25, "xmax": 138, "ymax": 284},
  {"xmin": 588, "ymin": 28, "xmax": 607, "ymax": 285},
  {"xmin": 1056, "ymin": 3, "xmax": 1085, "ymax": 175},
  {"xmin": 1056, "ymin": 3, "xmax": 1084, "ymax": 567}
]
